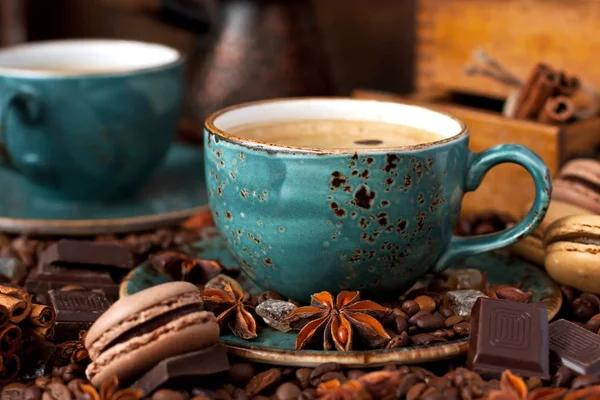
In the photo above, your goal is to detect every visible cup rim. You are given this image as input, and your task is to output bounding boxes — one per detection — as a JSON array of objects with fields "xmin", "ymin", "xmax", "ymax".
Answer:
[
  {"xmin": 204, "ymin": 97, "xmax": 469, "ymax": 155},
  {"xmin": 0, "ymin": 39, "xmax": 183, "ymax": 79}
]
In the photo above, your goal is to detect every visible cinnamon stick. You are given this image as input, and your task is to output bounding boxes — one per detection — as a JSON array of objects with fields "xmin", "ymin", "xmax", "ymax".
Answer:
[
  {"xmin": 0, "ymin": 286, "xmax": 31, "ymax": 323},
  {"xmin": 0, "ymin": 353, "xmax": 20, "ymax": 384},
  {"xmin": 514, "ymin": 63, "xmax": 560, "ymax": 119},
  {"xmin": 0, "ymin": 323, "xmax": 21, "ymax": 354},
  {"xmin": 538, "ymin": 95, "xmax": 575, "ymax": 124},
  {"xmin": 0, "ymin": 304, "xmax": 8, "ymax": 328},
  {"xmin": 28, "ymin": 326, "xmax": 54, "ymax": 341},
  {"xmin": 27, "ymin": 303, "xmax": 55, "ymax": 328},
  {"xmin": 557, "ymin": 71, "xmax": 581, "ymax": 97}
]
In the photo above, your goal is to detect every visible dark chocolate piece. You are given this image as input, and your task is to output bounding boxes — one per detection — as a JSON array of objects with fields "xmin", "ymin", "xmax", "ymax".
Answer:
[
  {"xmin": 468, "ymin": 297, "xmax": 549, "ymax": 379},
  {"xmin": 24, "ymin": 265, "xmax": 119, "ymax": 301},
  {"xmin": 549, "ymin": 319, "xmax": 600, "ymax": 375},
  {"xmin": 40, "ymin": 240, "xmax": 134, "ymax": 270},
  {"xmin": 49, "ymin": 290, "xmax": 112, "ymax": 341},
  {"xmin": 130, "ymin": 344, "xmax": 230, "ymax": 394}
]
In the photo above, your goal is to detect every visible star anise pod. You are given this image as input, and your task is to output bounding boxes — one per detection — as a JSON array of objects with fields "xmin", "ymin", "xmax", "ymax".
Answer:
[
  {"xmin": 486, "ymin": 370, "xmax": 528, "ymax": 400},
  {"xmin": 80, "ymin": 376, "xmax": 143, "ymax": 400},
  {"xmin": 286, "ymin": 291, "xmax": 391, "ymax": 351},
  {"xmin": 201, "ymin": 283, "xmax": 257, "ymax": 339},
  {"xmin": 151, "ymin": 251, "xmax": 221, "ymax": 285}
]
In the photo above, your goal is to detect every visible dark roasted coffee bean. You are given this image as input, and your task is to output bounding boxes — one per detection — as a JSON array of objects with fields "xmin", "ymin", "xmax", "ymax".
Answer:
[
  {"xmin": 65, "ymin": 380, "xmax": 86, "ymax": 399},
  {"xmin": 581, "ymin": 293, "xmax": 600, "ymax": 309},
  {"xmin": 571, "ymin": 374, "xmax": 600, "ymax": 389},
  {"xmin": 443, "ymin": 328, "xmax": 456, "ymax": 339},
  {"xmin": 320, "ymin": 372, "xmax": 346, "ymax": 383},
  {"xmin": 296, "ymin": 368, "xmax": 313, "ymax": 389},
  {"xmin": 552, "ymin": 365, "xmax": 574, "ymax": 388},
  {"xmin": 408, "ymin": 310, "xmax": 430, "ymax": 325},
  {"xmin": 442, "ymin": 387, "xmax": 460, "ymax": 400},
  {"xmin": 392, "ymin": 308, "xmax": 410, "ymax": 320},
  {"xmin": 402, "ymin": 300, "xmax": 420, "ymax": 316},
  {"xmin": 298, "ymin": 389, "xmax": 317, "ymax": 400},
  {"xmin": 60, "ymin": 364, "xmax": 85, "ymax": 383},
  {"xmin": 274, "ymin": 383, "xmax": 301, "ymax": 400},
  {"xmin": 281, "ymin": 367, "xmax": 295, "ymax": 378},
  {"xmin": 386, "ymin": 332, "xmax": 409, "ymax": 348},
  {"xmin": 560, "ymin": 285, "xmax": 578, "ymax": 304},
  {"xmin": 406, "ymin": 382, "xmax": 427, "ymax": 400},
  {"xmin": 414, "ymin": 295, "xmax": 436, "ymax": 313},
  {"xmin": 428, "ymin": 376, "xmax": 451, "ymax": 391},
  {"xmin": 453, "ymin": 321, "xmax": 471, "ymax": 336},
  {"xmin": 411, "ymin": 333, "xmax": 446, "ymax": 345},
  {"xmin": 232, "ymin": 388, "xmax": 249, "ymax": 400},
  {"xmin": 583, "ymin": 316, "xmax": 600, "ymax": 333},
  {"xmin": 439, "ymin": 306, "xmax": 455, "ymax": 318},
  {"xmin": 24, "ymin": 386, "xmax": 42, "ymax": 400},
  {"xmin": 415, "ymin": 312, "xmax": 445, "ymax": 329},
  {"xmin": 229, "ymin": 363, "xmax": 255, "ymax": 387},
  {"xmin": 410, "ymin": 366, "xmax": 435, "ymax": 381},
  {"xmin": 408, "ymin": 326, "xmax": 419, "ymax": 335},
  {"xmin": 34, "ymin": 378, "xmax": 51, "ymax": 390},
  {"xmin": 396, "ymin": 374, "xmax": 420, "ymax": 397},
  {"xmin": 346, "ymin": 370, "xmax": 366, "ymax": 380},
  {"xmin": 41, "ymin": 383, "xmax": 70, "ymax": 400},
  {"xmin": 245, "ymin": 368, "xmax": 282, "ymax": 396},
  {"xmin": 421, "ymin": 388, "xmax": 446, "ymax": 400},
  {"xmin": 444, "ymin": 315, "xmax": 463, "ymax": 327},
  {"xmin": 430, "ymin": 329, "xmax": 448, "ymax": 338},
  {"xmin": 572, "ymin": 298, "xmax": 596, "ymax": 320},
  {"xmin": 395, "ymin": 316, "xmax": 409, "ymax": 333},
  {"xmin": 152, "ymin": 390, "xmax": 186, "ymax": 400},
  {"xmin": 2, "ymin": 384, "xmax": 27, "ymax": 400},
  {"xmin": 257, "ymin": 291, "xmax": 284, "ymax": 304},
  {"xmin": 310, "ymin": 363, "xmax": 341, "ymax": 387}
]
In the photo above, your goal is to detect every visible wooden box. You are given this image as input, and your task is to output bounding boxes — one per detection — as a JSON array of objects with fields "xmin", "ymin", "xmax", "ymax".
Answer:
[{"xmin": 355, "ymin": 0, "xmax": 600, "ymax": 218}]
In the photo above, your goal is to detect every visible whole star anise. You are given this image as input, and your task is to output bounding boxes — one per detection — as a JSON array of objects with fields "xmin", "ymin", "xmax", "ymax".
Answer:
[
  {"xmin": 286, "ymin": 291, "xmax": 391, "ymax": 351},
  {"xmin": 79, "ymin": 376, "xmax": 143, "ymax": 400},
  {"xmin": 201, "ymin": 283, "xmax": 258, "ymax": 339},
  {"xmin": 151, "ymin": 251, "xmax": 221, "ymax": 285}
]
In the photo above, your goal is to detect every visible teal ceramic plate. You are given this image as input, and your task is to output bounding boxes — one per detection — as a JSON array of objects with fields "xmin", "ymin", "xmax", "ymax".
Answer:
[
  {"xmin": 121, "ymin": 236, "xmax": 562, "ymax": 368},
  {"xmin": 0, "ymin": 143, "xmax": 208, "ymax": 236}
]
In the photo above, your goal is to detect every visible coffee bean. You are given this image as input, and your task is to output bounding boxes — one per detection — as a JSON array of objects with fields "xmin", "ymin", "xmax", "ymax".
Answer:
[
  {"xmin": 320, "ymin": 372, "xmax": 347, "ymax": 384},
  {"xmin": 396, "ymin": 374, "xmax": 420, "ymax": 397},
  {"xmin": 443, "ymin": 329, "xmax": 456, "ymax": 339},
  {"xmin": 245, "ymin": 368, "xmax": 282, "ymax": 396},
  {"xmin": 65, "ymin": 380, "xmax": 86, "ymax": 399},
  {"xmin": 571, "ymin": 374, "xmax": 600, "ymax": 390},
  {"xmin": 421, "ymin": 388, "xmax": 445, "ymax": 400},
  {"xmin": 442, "ymin": 387, "xmax": 461, "ymax": 400},
  {"xmin": 34, "ymin": 378, "xmax": 51, "ymax": 390},
  {"xmin": 430, "ymin": 329, "xmax": 449, "ymax": 338},
  {"xmin": 386, "ymin": 332, "xmax": 409, "ymax": 348},
  {"xmin": 310, "ymin": 363, "xmax": 341, "ymax": 387},
  {"xmin": 428, "ymin": 376, "xmax": 451, "ymax": 391},
  {"xmin": 552, "ymin": 366, "xmax": 574, "ymax": 388},
  {"xmin": 2, "ymin": 384, "xmax": 27, "ymax": 400},
  {"xmin": 346, "ymin": 370, "xmax": 366, "ymax": 380},
  {"xmin": 410, "ymin": 366, "xmax": 435, "ymax": 381},
  {"xmin": 439, "ymin": 307, "xmax": 454, "ymax": 318},
  {"xmin": 232, "ymin": 388, "xmax": 249, "ymax": 400},
  {"xmin": 395, "ymin": 316, "xmax": 409, "ymax": 333},
  {"xmin": 229, "ymin": 363, "xmax": 255, "ymax": 387},
  {"xmin": 445, "ymin": 315, "xmax": 462, "ymax": 327},
  {"xmin": 152, "ymin": 390, "xmax": 187, "ymax": 400},
  {"xmin": 274, "ymin": 382, "xmax": 301, "ymax": 400},
  {"xmin": 382, "ymin": 364, "xmax": 397, "ymax": 371},
  {"xmin": 581, "ymin": 293, "xmax": 600, "ymax": 309},
  {"xmin": 295, "ymin": 368, "xmax": 313, "ymax": 389},
  {"xmin": 414, "ymin": 295, "xmax": 436, "ymax": 313},
  {"xmin": 406, "ymin": 382, "xmax": 427, "ymax": 400},
  {"xmin": 408, "ymin": 325, "xmax": 419, "ymax": 335},
  {"xmin": 402, "ymin": 300, "xmax": 420, "ymax": 316},
  {"xmin": 60, "ymin": 364, "xmax": 85, "ymax": 383},
  {"xmin": 410, "ymin": 333, "xmax": 446, "ymax": 346},
  {"xmin": 560, "ymin": 285, "xmax": 578, "ymax": 304},
  {"xmin": 583, "ymin": 316, "xmax": 600, "ymax": 333},
  {"xmin": 24, "ymin": 386, "xmax": 42, "ymax": 400},
  {"xmin": 572, "ymin": 298, "xmax": 596, "ymax": 321},
  {"xmin": 298, "ymin": 389, "xmax": 317, "ymax": 400},
  {"xmin": 408, "ymin": 310, "xmax": 430, "ymax": 325},
  {"xmin": 41, "ymin": 383, "xmax": 70, "ymax": 400},
  {"xmin": 415, "ymin": 312, "xmax": 445, "ymax": 329},
  {"xmin": 281, "ymin": 367, "xmax": 295, "ymax": 378},
  {"xmin": 453, "ymin": 321, "xmax": 471, "ymax": 336}
]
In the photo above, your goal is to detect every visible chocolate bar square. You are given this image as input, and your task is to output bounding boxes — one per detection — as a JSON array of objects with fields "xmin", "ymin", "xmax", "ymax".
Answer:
[
  {"xmin": 49, "ymin": 290, "xmax": 112, "ymax": 341},
  {"xmin": 549, "ymin": 319, "xmax": 600, "ymax": 375}
]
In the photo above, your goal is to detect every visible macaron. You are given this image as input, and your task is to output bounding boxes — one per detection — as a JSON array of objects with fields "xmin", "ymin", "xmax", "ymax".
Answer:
[
  {"xmin": 553, "ymin": 159, "xmax": 600, "ymax": 214},
  {"xmin": 544, "ymin": 215, "xmax": 600, "ymax": 294},
  {"xmin": 85, "ymin": 282, "xmax": 219, "ymax": 387}
]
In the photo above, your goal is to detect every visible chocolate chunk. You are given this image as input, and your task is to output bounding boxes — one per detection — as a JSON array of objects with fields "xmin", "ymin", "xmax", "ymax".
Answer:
[
  {"xmin": 467, "ymin": 297, "xmax": 549, "ymax": 379},
  {"xmin": 40, "ymin": 240, "xmax": 134, "ymax": 270},
  {"xmin": 549, "ymin": 319, "xmax": 600, "ymax": 376},
  {"xmin": 24, "ymin": 265, "xmax": 119, "ymax": 301},
  {"xmin": 130, "ymin": 345, "xmax": 230, "ymax": 395},
  {"xmin": 49, "ymin": 290, "xmax": 112, "ymax": 341}
]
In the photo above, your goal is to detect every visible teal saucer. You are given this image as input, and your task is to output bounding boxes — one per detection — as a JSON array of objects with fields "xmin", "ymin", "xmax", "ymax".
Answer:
[
  {"xmin": 0, "ymin": 143, "xmax": 208, "ymax": 236},
  {"xmin": 121, "ymin": 236, "xmax": 562, "ymax": 368}
]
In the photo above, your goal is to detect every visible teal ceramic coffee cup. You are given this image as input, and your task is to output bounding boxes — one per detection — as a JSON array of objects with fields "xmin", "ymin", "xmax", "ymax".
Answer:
[
  {"xmin": 0, "ymin": 40, "xmax": 183, "ymax": 201},
  {"xmin": 204, "ymin": 98, "xmax": 551, "ymax": 301}
]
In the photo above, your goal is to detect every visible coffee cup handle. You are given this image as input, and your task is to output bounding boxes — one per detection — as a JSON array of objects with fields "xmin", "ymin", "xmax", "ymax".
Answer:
[
  {"xmin": 0, "ymin": 84, "xmax": 50, "ymax": 180},
  {"xmin": 433, "ymin": 144, "xmax": 552, "ymax": 272}
]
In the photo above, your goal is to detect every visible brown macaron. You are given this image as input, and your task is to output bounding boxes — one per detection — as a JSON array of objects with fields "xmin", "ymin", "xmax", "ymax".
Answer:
[
  {"xmin": 85, "ymin": 282, "xmax": 219, "ymax": 387},
  {"xmin": 553, "ymin": 159, "xmax": 600, "ymax": 214}
]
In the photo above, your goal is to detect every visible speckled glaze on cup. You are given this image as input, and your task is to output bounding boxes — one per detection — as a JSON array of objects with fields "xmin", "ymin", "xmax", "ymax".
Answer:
[{"xmin": 204, "ymin": 98, "xmax": 552, "ymax": 301}]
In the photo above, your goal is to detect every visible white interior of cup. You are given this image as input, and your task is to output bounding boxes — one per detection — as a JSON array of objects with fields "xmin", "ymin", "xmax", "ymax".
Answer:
[
  {"xmin": 212, "ymin": 99, "xmax": 465, "ymax": 147},
  {"xmin": 0, "ymin": 40, "xmax": 181, "ymax": 77}
]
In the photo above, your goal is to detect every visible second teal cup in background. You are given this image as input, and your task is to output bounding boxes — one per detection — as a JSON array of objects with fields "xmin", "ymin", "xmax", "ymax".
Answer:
[
  {"xmin": 0, "ymin": 40, "xmax": 184, "ymax": 201},
  {"xmin": 204, "ymin": 98, "xmax": 552, "ymax": 301}
]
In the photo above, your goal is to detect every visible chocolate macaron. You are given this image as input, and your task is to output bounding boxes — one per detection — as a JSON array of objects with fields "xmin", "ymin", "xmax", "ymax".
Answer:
[
  {"xmin": 553, "ymin": 159, "xmax": 600, "ymax": 214},
  {"xmin": 85, "ymin": 282, "xmax": 220, "ymax": 387},
  {"xmin": 544, "ymin": 215, "xmax": 600, "ymax": 294}
]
